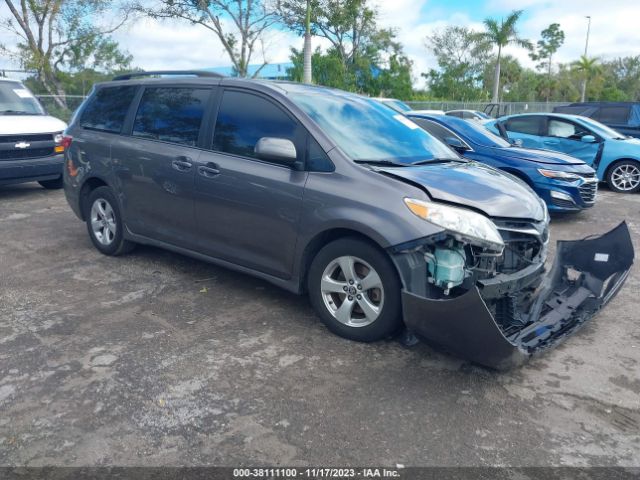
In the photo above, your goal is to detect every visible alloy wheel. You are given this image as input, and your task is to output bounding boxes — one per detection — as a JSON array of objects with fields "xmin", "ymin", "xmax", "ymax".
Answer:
[
  {"xmin": 320, "ymin": 255, "xmax": 384, "ymax": 327},
  {"xmin": 90, "ymin": 198, "xmax": 117, "ymax": 246},
  {"xmin": 611, "ymin": 164, "xmax": 640, "ymax": 191}
]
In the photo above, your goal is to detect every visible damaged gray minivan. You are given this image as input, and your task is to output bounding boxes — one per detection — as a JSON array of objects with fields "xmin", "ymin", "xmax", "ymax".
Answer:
[{"xmin": 63, "ymin": 72, "xmax": 634, "ymax": 369}]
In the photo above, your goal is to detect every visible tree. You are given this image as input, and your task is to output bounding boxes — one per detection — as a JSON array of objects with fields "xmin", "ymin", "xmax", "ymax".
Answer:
[
  {"xmin": 0, "ymin": 0, "xmax": 133, "ymax": 109},
  {"xmin": 572, "ymin": 55, "xmax": 601, "ymax": 102},
  {"xmin": 530, "ymin": 23, "xmax": 565, "ymax": 102},
  {"xmin": 476, "ymin": 9, "xmax": 531, "ymax": 103},
  {"xmin": 140, "ymin": 0, "xmax": 279, "ymax": 78},
  {"xmin": 280, "ymin": 0, "xmax": 377, "ymax": 67},
  {"xmin": 287, "ymin": 28, "xmax": 413, "ymax": 98},
  {"xmin": 424, "ymin": 25, "xmax": 492, "ymax": 100},
  {"xmin": 303, "ymin": 0, "xmax": 312, "ymax": 83},
  {"xmin": 482, "ymin": 54, "xmax": 523, "ymax": 102}
]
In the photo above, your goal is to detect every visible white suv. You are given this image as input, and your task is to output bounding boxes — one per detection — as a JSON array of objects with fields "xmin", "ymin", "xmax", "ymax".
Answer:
[{"xmin": 0, "ymin": 78, "xmax": 67, "ymax": 189}]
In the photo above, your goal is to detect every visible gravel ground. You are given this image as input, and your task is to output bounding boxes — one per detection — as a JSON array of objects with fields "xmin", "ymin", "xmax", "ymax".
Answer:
[{"xmin": 0, "ymin": 183, "xmax": 639, "ymax": 467}]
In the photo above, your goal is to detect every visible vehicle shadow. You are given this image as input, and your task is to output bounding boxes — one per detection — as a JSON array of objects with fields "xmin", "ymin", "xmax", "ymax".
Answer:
[{"xmin": 0, "ymin": 182, "xmax": 53, "ymax": 200}]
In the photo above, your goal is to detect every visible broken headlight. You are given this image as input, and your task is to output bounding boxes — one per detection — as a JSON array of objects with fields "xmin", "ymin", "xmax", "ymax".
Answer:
[{"xmin": 404, "ymin": 198, "xmax": 504, "ymax": 253}]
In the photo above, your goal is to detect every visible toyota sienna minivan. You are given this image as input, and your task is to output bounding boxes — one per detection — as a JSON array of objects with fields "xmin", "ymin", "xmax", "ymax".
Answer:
[{"xmin": 63, "ymin": 71, "xmax": 634, "ymax": 369}]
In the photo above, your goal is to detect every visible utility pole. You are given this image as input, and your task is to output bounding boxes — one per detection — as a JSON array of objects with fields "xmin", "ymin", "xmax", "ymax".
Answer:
[
  {"xmin": 302, "ymin": 0, "xmax": 312, "ymax": 84},
  {"xmin": 580, "ymin": 15, "xmax": 591, "ymax": 102}
]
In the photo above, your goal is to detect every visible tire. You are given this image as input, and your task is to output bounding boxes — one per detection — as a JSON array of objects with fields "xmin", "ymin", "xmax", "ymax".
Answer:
[
  {"xmin": 307, "ymin": 237, "xmax": 402, "ymax": 342},
  {"xmin": 606, "ymin": 160, "xmax": 640, "ymax": 193},
  {"xmin": 85, "ymin": 186, "xmax": 135, "ymax": 256},
  {"xmin": 38, "ymin": 176, "xmax": 63, "ymax": 189}
]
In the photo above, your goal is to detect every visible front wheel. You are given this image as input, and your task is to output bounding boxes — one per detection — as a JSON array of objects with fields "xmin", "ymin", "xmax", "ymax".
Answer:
[
  {"xmin": 307, "ymin": 238, "xmax": 402, "ymax": 342},
  {"xmin": 606, "ymin": 160, "xmax": 640, "ymax": 193}
]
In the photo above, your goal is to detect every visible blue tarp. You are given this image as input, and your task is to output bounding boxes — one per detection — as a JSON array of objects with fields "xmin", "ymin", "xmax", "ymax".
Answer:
[{"xmin": 629, "ymin": 104, "xmax": 640, "ymax": 127}]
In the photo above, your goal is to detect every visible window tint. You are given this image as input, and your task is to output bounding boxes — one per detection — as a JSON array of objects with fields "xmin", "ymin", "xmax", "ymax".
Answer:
[
  {"xmin": 80, "ymin": 86, "xmax": 137, "ymax": 133},
  {"xmin": 546, "ymin": 118, "xmax": 590, "ymax": 139},
  {"xmin": 213, "ymin": 91, "xmax": 299, "ymax": 160},
  {"xmin": 307, "ymin": 136, "xmax": 334, "ymax": 172},
  {"xmin": 594, "ymin": 106, "xmax": 630, "ymax": 124},
  {"xmin": 411, "ymin": 118, "xmax": 454, "ymax": 143},
  {"xmin": 132, "ymin": 87, "xmax": 209, "ymax": 146},
  {"xmin": 505, "ymin": 116, "xmax": 543, "ymax": 135},
  {"xmin": 446, "ymin": 111, "xmax": 462, "ymax": 118}
]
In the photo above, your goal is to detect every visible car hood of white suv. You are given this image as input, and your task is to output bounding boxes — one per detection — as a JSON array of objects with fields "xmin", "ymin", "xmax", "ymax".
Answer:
[{"xmin": 0, "ymin": 115, "xmax": 67, "ymax": 135}]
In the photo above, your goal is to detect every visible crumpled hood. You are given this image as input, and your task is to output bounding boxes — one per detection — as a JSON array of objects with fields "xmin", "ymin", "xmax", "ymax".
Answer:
[
  {"xmin": 378, "ymin": 161, "xmax": 545, "ymax": 221},
  {"xmin": 0, "ymin": 115, "xmax": 66, "ymax": 135},
  {"xmin": 496, "ymin": 145, "xmax": 586, "ymax": 165}
]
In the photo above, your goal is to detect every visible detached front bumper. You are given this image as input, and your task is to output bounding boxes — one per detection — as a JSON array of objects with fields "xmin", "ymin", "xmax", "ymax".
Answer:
[{"xmin": 400, "ymin": 222, "xmax": 634, "ymax": 370}]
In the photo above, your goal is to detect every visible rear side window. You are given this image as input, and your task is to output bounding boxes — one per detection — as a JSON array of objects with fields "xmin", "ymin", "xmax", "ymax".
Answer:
[
  {"xmin": 504, "ymin": 116, "xmax": 543, "ymax": 135},
  {"xmin": 80, "ymin": 86, "xmax": 137, "ymax": 133},
  {"xmin": 132, "ymin": 87, "xmax": 210, "ymax": 146},
  {"xmin": 212, "ymin": 90, "xmax": 299, "ymax": 160},
  {"xmin": 594, "ymin": 106, "xmax": 630, "ymax": 124}
]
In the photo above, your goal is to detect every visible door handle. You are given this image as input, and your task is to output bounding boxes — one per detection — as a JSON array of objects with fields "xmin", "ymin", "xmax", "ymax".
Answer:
[
  {"xmin": 198, "ymin": 163, "xmax": 220, "ymax": 178},
  {"xmin": 172, "ymin": 157, "xmax": 193, "ymax": 172}
]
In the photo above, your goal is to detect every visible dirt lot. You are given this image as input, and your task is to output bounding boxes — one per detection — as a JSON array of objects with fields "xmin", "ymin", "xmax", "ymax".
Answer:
[{"xmin": 0, "ymin": 183, "xmax": 639, "ymax": 467}]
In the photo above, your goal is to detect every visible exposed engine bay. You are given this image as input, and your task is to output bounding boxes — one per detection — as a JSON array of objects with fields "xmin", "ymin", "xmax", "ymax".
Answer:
[{"xmin": 391, "ymin": 221, "xmax": 634, "ymax": 369}]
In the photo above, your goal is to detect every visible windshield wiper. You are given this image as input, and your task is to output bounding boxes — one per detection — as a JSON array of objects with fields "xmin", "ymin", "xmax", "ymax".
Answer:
[
  {"xmin": 354, "ymin": 159, "xmax": 409, "ymax": 167},
  {"xmin": 410, "ymin": 157, "xmax": 466, "ymax": 166},
  {"xmin": 0, "ymin": 110, "xmax": 33, "ymax": 115}
]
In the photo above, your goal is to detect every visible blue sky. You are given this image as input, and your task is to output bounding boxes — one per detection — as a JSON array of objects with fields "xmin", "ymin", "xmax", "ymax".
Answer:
[{"xmin": 1, "ymin": 0, "xmax": 639, "ymax": 87}]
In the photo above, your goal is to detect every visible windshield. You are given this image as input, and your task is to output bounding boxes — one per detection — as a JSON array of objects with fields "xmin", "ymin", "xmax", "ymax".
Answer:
[
  {"xmin": 0, "ymin": 82, "xmax": 45, "ymax": 115},
  {"xmin": 290, "ymin": 90, "xmax": 459, "ymax": 164},
  {"xmin": 458, "ymin": 119, "xmax": 511, "ymax": 148},
  {"xmin": 577, "ymin": 116, "xmax": 628, "ymax": 139}
]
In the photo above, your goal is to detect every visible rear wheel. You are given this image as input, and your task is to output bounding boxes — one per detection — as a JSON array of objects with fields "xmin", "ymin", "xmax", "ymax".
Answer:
[
  {"xmin": 38, "ymin": 176, "xmax": 63, "ymax": 189},
  {"xmin": 606, "ymin": 160, "xmax": 640, "ymax": 193},
  {"xmin": 308, "ymin": 238, "xmax": 402, "ymax": 342},
  {"xmin": 85, "ymin": 186, "xmax": 135, "ymax": 256}
]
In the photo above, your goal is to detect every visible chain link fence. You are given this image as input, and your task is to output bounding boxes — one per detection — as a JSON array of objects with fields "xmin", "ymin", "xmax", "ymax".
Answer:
[
  {"xmin": 36, "ymin": 95, "xmax": 86, "ymax": 122},
  {"xmin": 33, "ymin": 94, "xmax": 570, "ymax": 123},
  {"xmin": 406, "ymin": 101, "xmax": 570, "ymax": 116}
]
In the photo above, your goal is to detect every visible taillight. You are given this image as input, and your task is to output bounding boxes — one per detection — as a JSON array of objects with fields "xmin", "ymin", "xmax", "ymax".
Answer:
[{"xmin": 60, "ymin": 135, "xmax": 73, "ymax": 149}]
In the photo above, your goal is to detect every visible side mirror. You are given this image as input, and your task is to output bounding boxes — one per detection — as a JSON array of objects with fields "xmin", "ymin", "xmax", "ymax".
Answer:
[
  {"xmin": 255, "ymin": 137, "xmax": 297, "ymax": 164},
  {"xmin": 581, "ymin": 134, "xmax": 597, "ymax": 143},
  {"xmin": 444, "ymin": 136, "xmax": 468, "ymax": 152},
  {"xmin": 510, "ymin": 138, "xmax": 524, "ymax": 147}
]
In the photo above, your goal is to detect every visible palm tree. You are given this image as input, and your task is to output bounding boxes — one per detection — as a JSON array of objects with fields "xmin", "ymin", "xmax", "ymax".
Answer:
[
  {"xmin": 477, "ymin": 10, "xmax": 531, "ymax": 103},
  {"xmin": 572, "ymin": 55, "xmax": 600, "ymax": 102}
]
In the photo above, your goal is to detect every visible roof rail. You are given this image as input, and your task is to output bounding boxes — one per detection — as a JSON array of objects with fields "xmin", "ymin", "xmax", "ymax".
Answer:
[{"xmin": 112, "ymin": 70, "xmax": 225, "ymax": 81}]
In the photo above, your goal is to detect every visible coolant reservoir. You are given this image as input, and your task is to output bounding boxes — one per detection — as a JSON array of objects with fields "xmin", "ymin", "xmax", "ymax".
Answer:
[{"xmin": 426, "ymin": 247, "xmax": 467, "ymax": 292}]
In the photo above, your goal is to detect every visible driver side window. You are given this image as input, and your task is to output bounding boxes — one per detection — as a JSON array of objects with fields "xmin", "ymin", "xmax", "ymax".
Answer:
[
  {"xmin": 212, "ymin": 90, "xmax": 303, "ymax": 162},
  {"xmin": 546, "ymin": 118, "xmax": 589, "ymax": 140}
]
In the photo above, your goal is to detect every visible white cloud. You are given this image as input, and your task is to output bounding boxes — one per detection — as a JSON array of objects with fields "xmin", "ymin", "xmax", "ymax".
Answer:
[
  {"xmin": 111, "ymin": 17, "xmax": 302, "ymax": 71},
  {"xmin": 487, "ymin": 0, "xmax": 640, "ymax": 67}
]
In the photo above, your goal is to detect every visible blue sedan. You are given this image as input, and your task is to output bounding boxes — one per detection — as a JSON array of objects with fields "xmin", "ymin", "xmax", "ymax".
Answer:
[
  {"xmin": 407, "ymin": 113, "xmax": 598, "ymax": 212},
  {"xmin": 484, "ymin": 113, "xmax": 640, "ymax": 193}
]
